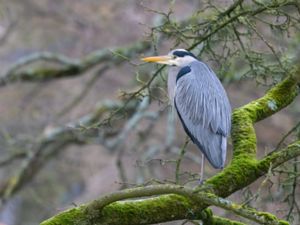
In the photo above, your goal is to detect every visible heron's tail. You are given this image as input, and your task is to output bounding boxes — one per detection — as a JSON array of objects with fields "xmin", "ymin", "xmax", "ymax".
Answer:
[
  {"xmin": 174, "ymin": 101, "xmax": 227, "ymax": 169},
  {"xmin": 191, "ymin": 130, "xmax": 227, "ymax": 169}
]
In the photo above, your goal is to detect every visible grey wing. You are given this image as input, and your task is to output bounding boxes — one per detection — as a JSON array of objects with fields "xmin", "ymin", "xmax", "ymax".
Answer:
[{"xmin": 174, "ymin": 61, "xmax": 231, "ymax": 169}]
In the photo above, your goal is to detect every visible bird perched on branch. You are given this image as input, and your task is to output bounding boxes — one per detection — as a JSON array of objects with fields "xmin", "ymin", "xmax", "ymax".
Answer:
[{"xmin": 142, "ymin": 49, "xmax": 231, "ymax": 181}]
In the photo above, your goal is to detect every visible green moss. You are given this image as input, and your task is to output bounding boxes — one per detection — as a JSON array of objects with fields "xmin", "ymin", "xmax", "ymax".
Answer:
[
  {"xmin": 212, "ymin": 216, "xmax": 246, "ymax": 225},
  {"xmin": 199, "ymin": 208, "xmax": 213, "ymax": 224},
  {"xmin": 256, "ymin": 212, "xmax": 290, "ymax": 225},
  {"xmin": 257, "ymin": 211, "xmax": 276, "ymax": 220},
  {"xmin": 278, "ymin": 220, "xmax": 290, "ymax": 225},
  {"xmin": 98, "ymin": 194, "xmax": 204, "ymax": 225},
  {"xmin": 231, "ymin": 108, "xmax": 257, "ymax": 157},
  {"xmin": 245, "ymin": 76, "xmax": 298, "ymax": 123},
  {"xmin": 40, "ymin": 206, "xmax": 90, "ymax": 225},
  {"xmin": 203, "ymin": 156, "xmax": 258, "ymax": 196},
  {"xmin": 256, "ymin": 140, "xmax": 300, "ymax": 173}
]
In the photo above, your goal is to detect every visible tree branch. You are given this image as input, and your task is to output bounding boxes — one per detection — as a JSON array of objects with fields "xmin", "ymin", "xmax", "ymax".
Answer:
[
  {"xmin": 258, "ymin": 140, "xmax": 300, "ymax": 170},
  {"xmin": 210, "ymin": 215, "xmax": 246, "ymax": 225},
  {"xmin": 0, "ymin": 99, "xmax": 139, "ymax": 203},
  {"xmin": 188, "ymin": 0, "xmax": 298, "ymax": 50},
  {"xmin": 40, "ymin": 184, "xmax": 289, "ymax": 225},
  {"xmin": 0, "ymin": 41, "xmax": 151, "ymax": 86}
]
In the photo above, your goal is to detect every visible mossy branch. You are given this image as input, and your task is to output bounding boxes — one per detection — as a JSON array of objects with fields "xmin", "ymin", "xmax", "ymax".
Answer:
[
  {"xmin": 211, "ymin": 215, "xmax": 247, "ymax": 225},
  {"xmin": 40, "ymin": 184, "xmax": 289, "ymax": 225},
  {"xmin": 257, "ymin": 140, "xmax": 300, "ymax": 170}
]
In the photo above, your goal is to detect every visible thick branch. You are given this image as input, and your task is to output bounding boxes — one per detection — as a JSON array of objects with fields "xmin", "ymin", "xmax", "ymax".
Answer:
[{"xmin": 40, "ymin": 184, "xmax": 289, "ymax": 225}]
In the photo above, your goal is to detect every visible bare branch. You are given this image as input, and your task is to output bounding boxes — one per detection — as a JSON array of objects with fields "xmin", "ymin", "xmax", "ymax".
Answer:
[
  {"xmin": 275, "ymin": 121, "xmax": 300, "ymax": 151},
  {"xmin": 0, "ymin": 41, "xmax": 151, "ymax": 86},
  {"xmin": 0, "ymin": 99, "xmax": 139, "ymax": 202}
]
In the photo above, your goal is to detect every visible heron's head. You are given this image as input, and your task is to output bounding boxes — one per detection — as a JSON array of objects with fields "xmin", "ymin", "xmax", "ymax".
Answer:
[{"xmin": 141, "ymin": 49, "xmax": 197, "ymax": 67}]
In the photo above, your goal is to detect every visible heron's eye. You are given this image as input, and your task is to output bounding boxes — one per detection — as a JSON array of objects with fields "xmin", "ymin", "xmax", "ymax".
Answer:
[{"xmin": 172, "ymin": 55, "xmax": 177, "ymax": 59}]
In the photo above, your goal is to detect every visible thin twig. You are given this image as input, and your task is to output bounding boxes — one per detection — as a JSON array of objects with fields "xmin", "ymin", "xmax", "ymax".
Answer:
[
  {"xmin": 175, "ymin": 138, "xmax": 189, "ymax": 184},
  {"xmin": 275, "ymin": 121, "xmax": 300, "ymax": 151},
  {"xmin": 57, "ymin": 65, "xmax": 110, "ymax": 117},
  {"xmin": 285, "ymin": 157, "xmax": 299, "ymax": 221}
]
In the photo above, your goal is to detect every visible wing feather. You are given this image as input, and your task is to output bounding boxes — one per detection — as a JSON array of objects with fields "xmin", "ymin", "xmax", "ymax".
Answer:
[{"xmin": 174, "ymin": 61, "xmax": 231, "ymax": 168}]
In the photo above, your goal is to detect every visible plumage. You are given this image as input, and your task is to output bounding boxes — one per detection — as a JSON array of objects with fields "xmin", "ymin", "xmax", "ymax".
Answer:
[
  {"xmin": 176, "ymin": 66, "xmax": 191, "ymax": 82},
  {"xmin": 141, "ymin": 49, "xmax": 232, "ymax": 170},
  {"xmin": 172, "ymin": 61, "xmax": 231, "ymax": 168}
]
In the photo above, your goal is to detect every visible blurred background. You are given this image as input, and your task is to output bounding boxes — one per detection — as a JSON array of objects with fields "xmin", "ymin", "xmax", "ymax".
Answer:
[{"xmin": 0, "ymin": 0, "xmax": 299, "ymax": 224}]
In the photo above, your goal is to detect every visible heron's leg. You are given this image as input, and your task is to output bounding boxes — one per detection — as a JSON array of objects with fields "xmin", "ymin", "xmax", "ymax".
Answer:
[{"xmin": 199, "ymin": 153, "xmax": 205, "ymax": 184}]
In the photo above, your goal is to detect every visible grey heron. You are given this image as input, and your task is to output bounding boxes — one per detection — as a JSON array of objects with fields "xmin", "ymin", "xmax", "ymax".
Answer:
[{"xmin": 141, "ymin": 49, "xmax": 231, "ymax": 180}]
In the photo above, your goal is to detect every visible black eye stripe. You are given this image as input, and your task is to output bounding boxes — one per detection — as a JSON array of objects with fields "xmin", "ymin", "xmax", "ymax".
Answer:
[{"xmin": 173, "ymin": 51, "xmax": 197, "ymax": 58}]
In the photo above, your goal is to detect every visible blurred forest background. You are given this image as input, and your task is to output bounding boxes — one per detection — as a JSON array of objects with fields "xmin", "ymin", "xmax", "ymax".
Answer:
[{"xmin": 0, "ymin": 0, "xmax": 299, "ymax": 225}]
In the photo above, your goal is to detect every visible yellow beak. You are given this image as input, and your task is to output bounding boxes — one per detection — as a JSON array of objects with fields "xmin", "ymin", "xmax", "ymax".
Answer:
[{"xmin": 141, "ymin": 55, "xmax": 173, "ymax": 64}]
